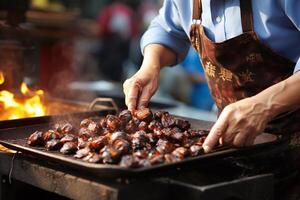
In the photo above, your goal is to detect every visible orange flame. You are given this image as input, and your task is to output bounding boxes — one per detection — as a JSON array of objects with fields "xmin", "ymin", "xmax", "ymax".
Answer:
[
  {"xmin": 20, "ymin": 82, "xmax": 29, "ymax": 94},
  {"xmin": 0, "ymin": 71, "xmax": 4, "ymax": 85},
  {"xmin": 0, "ymin": 71, "xmax": 46, "ymax": 120}
]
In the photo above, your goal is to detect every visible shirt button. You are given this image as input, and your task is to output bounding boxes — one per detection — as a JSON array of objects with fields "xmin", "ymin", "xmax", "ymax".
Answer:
[{"xmin": 216, "ymin": 16, "xmax": 222, "ymax": 23}]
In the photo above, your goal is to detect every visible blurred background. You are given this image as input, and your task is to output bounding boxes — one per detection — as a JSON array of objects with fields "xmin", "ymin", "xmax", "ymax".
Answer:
[{"xmin": 0, "ymin": 0, "xmax": 217, "ymax": 121}]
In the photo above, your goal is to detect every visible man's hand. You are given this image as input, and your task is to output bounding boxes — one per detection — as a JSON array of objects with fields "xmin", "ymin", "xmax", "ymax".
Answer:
[
  {"xmin": 123, "ymin": 65, "xmax": 160, "ymax": 111},
  {"xmin": 203, "ymin": 72, "xmax": 300, "ymax": 153},
  {"xmin": 123, "ymin": 44, "xmax": 177, "ymax": 111},
  {"xmin": 202, "ymin": 97, "xmax": 270, "ymax": 153}
]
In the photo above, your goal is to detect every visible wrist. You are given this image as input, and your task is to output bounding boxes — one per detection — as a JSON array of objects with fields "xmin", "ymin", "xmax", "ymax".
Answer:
[
  {"xmin": 140, "ymin": 62, "xmax": 161, "ymax": 72},
  {"xmin": 144, "ymin": 44, "xmax": 177, "ymax": 67},
  {"xmin": 250, "ymin": 95, "xmax": 280, "ymax": 121}
]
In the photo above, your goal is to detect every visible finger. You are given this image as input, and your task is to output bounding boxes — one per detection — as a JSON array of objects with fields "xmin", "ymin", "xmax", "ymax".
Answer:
[
  {"xmin": 203, "ymin": 112, "xmax": 229, "ymax": 153},
  {"xmin": 125, "ymin": 85, "xmax": 140, "ymax": 111},
  {"xmin": 219, "ymin": 137, "xmax": 224, "ymax": 145},
  {"xmin": 123, "ymin": 80, "xmax": 130, "ymax": 103},
  {"xmin": 221, "ymin": 130, "xmax": 236, "ymax": 145},
  {"xmin": 245, "ymin": 134, "xmax": 256, "ymax": 146},
  {"xmin": 219, "ymin": 129, "xmax": 237, "ymax": 145},
  {"xmin": 123, "ymin": 85, "xmax": 129, "ymax": 97},
  {"xmin": 137, "ymin": 87, "xmax": 152, "ymax": 109},
  {"xmin": 233, "ymin": 132, "xmax": 248, "ymax": 147},
  {"xmin": 137, "ymin": 92, "xmax": 150, "ymax": 109}
]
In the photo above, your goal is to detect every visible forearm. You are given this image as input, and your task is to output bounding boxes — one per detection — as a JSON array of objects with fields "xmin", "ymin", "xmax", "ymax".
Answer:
[
  {"xmin": 252, "ymin": 72, "xmax": 300, "ymax": 120},
  {"xmin": 141, "ymin": 44, "xmax": 177, "ymax": 71}
]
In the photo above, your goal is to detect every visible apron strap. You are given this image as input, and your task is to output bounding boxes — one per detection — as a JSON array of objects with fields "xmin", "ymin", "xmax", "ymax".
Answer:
[
  {"xmin": 192, "ymin": 0, "xmax": 202, "ymax": 20},
  {"xmin": 240, "ymin": 0, "xmax": 254, "ymax": 32}
]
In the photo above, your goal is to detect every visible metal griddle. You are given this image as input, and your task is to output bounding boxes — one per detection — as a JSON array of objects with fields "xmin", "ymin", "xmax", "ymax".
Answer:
[{"xmin": 0, "ymin": 109, "xmax": 285, "ymax": 178}]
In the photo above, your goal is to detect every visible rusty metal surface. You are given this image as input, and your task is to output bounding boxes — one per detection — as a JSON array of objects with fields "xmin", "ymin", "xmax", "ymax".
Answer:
[
  {"xmin": 0, "ymin": 152, "xmax": 170, "ymax": 200},
  {"xmin": 0, "ymin": 152, "xmax": 118, "ymax": 200}
]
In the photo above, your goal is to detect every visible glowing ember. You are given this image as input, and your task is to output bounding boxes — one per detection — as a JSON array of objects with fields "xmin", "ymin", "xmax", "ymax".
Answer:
[
  {"xmin": 0, "ymin": 72, "xmax": 4, "ymax": 85},
  {"xmin": 0, "ymin": 71, "xmax": 46, "ymax": 120},
  {"xmin": 20, "ymin": 82, "xmax": 29, "ymax": 94}
]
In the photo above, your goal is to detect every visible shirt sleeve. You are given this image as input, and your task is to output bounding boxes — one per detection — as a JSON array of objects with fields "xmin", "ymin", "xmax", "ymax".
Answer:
[
  {"xmin": 294, "ymin": 60, "xmax": 300, "ymax": 73},
  {"xmin": 281, "ymin": 0, "xmax": 300, "ymax": 73},
  {"xmin": 140, "ymin": 0, "xmax": 191, "ymax": 64}
]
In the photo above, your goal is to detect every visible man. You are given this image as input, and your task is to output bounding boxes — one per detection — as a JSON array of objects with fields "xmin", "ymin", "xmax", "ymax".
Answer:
[{"xmin": 123, "ymin": 0, "xmax": 300, "ymax": 153}]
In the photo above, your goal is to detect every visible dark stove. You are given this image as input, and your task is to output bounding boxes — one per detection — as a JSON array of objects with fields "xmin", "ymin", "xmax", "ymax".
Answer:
[
  {"xmin": 0, "ymin": 97, "xmax": 296, "ymax": 200},
  {"xmin": 0, "ymin": 140, "xmax": 296, "ymax": 200},
  {"xmin": 0, "ymin": 104, "xmax": 297, "ymax": 200}
]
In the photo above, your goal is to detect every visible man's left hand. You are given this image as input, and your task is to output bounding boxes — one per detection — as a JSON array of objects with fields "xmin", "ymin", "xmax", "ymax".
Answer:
[{"xmin": 202, "ymin": 97, "xmax": 270, "ymax": 153}]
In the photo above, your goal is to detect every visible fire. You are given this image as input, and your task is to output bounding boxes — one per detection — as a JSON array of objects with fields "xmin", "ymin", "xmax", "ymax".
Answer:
[
  {"xmin": 0, "ymin": 71, "xmax": 46, "ymax": 120},
  {"xmin": 0, "ymin": 71, "xmax": 4, "ymax": 85},
  {"xmin": 20, "ymin": 82, "xmax": 29, "ymax": 94}
]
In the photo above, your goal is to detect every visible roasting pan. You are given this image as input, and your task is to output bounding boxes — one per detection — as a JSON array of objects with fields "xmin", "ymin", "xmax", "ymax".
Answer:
[{"xmin": 0, "ymin": 109, "xmax": 286, "ymax": 178}]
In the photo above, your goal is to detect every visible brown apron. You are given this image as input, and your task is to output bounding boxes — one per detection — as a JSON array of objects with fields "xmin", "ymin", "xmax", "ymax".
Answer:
[
  {"xmin": 190, "ymin": 0, "xmax": 300, "ymax": 136},
  {"xmin": 190, "ymin": 0, "xmax": 300, "ymax": 198}
]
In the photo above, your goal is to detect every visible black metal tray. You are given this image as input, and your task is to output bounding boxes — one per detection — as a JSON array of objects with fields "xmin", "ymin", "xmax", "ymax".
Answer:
[{"xmin": 0, "ymin": 111, "xmax": 285, "ymax": 178}]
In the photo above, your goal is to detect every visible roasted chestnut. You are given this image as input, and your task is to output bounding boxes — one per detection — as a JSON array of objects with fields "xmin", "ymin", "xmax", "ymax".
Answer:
[
  {"xmin": 189, "ymin": 145, "xmax": 203, "ymax": 156},
  {"xmin": 27, "ymin": 108, "xmax": 210, "ymax": 168},
  {"xmin": 134, "ymin": 108, "xmax": 153, "ymax": 122},
  {"xmin": 120, "ymin": 155, "xmax": 139, "ymax": 168},
  {"xmin": 45, "ymin": 139, "xmax": 62, "ymax": 151},
  {"xmin": 80, "ymin": 119, "xmax": 94, "ymax": 128},
  {"xmin": 27, "ymin": 131, "xmax": 44, "ymax": 146},
  {"xmin": 43, "ymin": 130, "xmax": 62, "ymax": 142},
  {"xmin": 60, "ymin": 142, "xmax": 78, "ymax": 154},
  {"xmin": 175, "ymin": 119, "xmax": 191, "ymax": 130},
  {"xmin": 172, "ymin": 147, "xmax": 189, "ymax": 159},
  {"xmin": 101, "ymin": 146, "xmax": 121, "ymax": 164},
  {"xmin": 106, "ymin": 115, "xmax": 121, "ymax": 132},
  {"xmin": 118, "ymin": 110, "xmax": 132, "ymax": 124},
  {"xmin": 161, "ymin": 113, "xmax": 176, "ymax": 128},
  {"xmin": 60, "ymin": 134, "xmax": 77, "ymax": 144},
  {"xmin": 131, "ymin": 131, "xmax": 149, "ymax": 150},
  {"xmin": 111, "ymin": 131, "xmax": 128, "ymax": 142},
  {"xmin": 89, "ymin": 136, "xmax": 108, "ymax": 151},
  {"xmin": 74, "ymin": 147, "xmax": 91, "ymax": 159},
  {"xmin": 156, "ymin": 139, "xmax": 175, "ymax": 154},
  {"xmin": 113, "ymin": 139, "xmax": 130, "ymax": 154}
]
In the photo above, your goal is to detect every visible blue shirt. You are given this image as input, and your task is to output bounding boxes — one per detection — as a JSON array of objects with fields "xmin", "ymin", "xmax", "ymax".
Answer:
[{"xmin": 141, "ymin": 0, "xmax": 300, "ymax": 73}]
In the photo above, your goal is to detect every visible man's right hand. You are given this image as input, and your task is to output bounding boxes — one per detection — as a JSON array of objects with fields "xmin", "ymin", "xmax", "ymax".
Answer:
[
  {"xmin": 123, "ymin": 65, "xmax": 160, "ymax": 111},
  {"xmin": 123, "ymin": 44, "xmax": 177, "ymax": 111}
]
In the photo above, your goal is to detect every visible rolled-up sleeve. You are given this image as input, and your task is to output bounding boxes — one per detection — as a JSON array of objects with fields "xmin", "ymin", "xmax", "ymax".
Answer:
[
  {"xmin": 294, "ymin": 60, "xmax": 300, "ymax": 73},
  {"xmin": 140, "ymin": 0, "xmax": 190, "ymax": 64}
]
